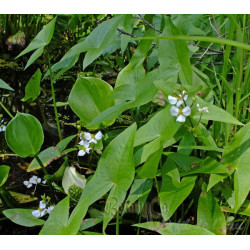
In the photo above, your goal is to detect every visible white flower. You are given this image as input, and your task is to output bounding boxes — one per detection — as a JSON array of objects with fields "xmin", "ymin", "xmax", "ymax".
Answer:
[
  {"xmin": 168, "ymin": 91, "xmax": 188, "ymax": 107},
  {"xmin": 47, "ymin": 206, "xmax": 54, "ymax": 214},
  {"xmin": 170, "ymin": 106, "xmax": 191, "ymax": 123},
  {"xmin": 32, "ymin": 201, "xmax": 47, "ymax": 218},
  {"xmin": 0, "ymin": 120, "xmax": 6, "ymax": 132},
  {"xmin": 30, "ymin": 175, "xmax": 41, "ymax": 184},
  {"xmin": 78, "ymin": 140, "xmax": 91, "ymax": 156},
  {"xmin": 42, "ymin": 180, "xmax": 47, "ymax": 184},
  {"xmin": 83, "ymin": 131, "xmax": 102, "ymax": 144},
  {"xmin": 23, "ymin": 180, "xmax": 33, "ymax": 188},
  {"xmin": 197, "ymin": 104, "xmax": 209, "ymax": 113}
]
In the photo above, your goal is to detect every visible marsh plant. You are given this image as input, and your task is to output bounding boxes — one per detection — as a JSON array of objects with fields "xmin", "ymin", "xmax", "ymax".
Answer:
[{"xmin": 0, "ymin": 14, "xmax": 249, "ymax": 235}]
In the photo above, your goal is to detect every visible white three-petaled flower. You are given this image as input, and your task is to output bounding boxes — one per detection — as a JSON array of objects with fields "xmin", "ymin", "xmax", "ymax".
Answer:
[
  {"xmin": 197, "ymin": 104, "xmax": 209, "ymax": 113},
  {"xmin": 0, "ymin": 120, "xmax": 6, "ymax": 132},
  {"xmin": 168, "ymin": 91, "xmax": 188, "ymax": 107},
  {"xmin": 23, "ymin": 180, "xmax": 33, "ymax": 188},
  {"xmin": 30, "ymin": 175, "xmax": 41, "ymax": 184},
  {"xmin": 170, "ymin": 106, "xmax": 191, "ymax": 122},
  {"xmin": 32, "ymin": 201, "xmax": 47, "ymax": 218},
  {"xmin": 83, "ymin": 131, "xmax": 102, "ymax": 144},
  {"xmin": 78, "ymin": 140, "xmax": 91, "ymax": 156}
]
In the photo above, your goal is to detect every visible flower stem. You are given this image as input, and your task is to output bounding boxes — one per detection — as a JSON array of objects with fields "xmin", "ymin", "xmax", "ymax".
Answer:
[
  {"xmin": 34, "ymin": 155, "xmax": 56, "ymax": 203},
  {"xmin": 0, "ymin": 101, "xmax": 14, "ymax": 119},
  {"xmin": 47, "ymin": 53, "xmax": 62, "ymax": 141}
]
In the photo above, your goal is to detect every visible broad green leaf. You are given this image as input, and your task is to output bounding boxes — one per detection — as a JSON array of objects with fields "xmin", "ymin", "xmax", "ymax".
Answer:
[
  {"xmin": 159, "ymin": 158, "xmax": 196, "ymax": 221},
  {"xmin": 134, "ymin": 105, "xmax": 182, "ymax": 147},
  {"xmin": 137, "ymin": 147, "xmax": 163, "ymax": 179},
  {"xmin": 194, "ymin": 96, "xmax": 243, "ymax": 125},
  {"xmin": 122, "ymin": 178, "xmax": 153, "ymax": 216},
  {"xmin": 3, "ymin": 209, "xmax": 45, "ymax": 227},
  {"xmin": 68, "ymin": 77, "xmax": 115, "ymax": 129},
  {"xmin": 16, "ymin": 18, "xmax": 56, "ymax": 58},
  {"xmin": 40, "ymin": 196, "xmax": 69, "ymax": 235},
  {"xmin": 221, "ymin": 199, "xmax": 250, "ymax": 217},
  {"xmin": 22, "ymin": 69, "xmax": 42, "ymax": 102},
  {"xmin": 88, "ymin": 68, "xmax": 162, "ymax": 127},
  {"xmin": 197, "ymin": 183, "xmax": 227, "ymax": 235},
  {"xmin": 134, "ymin": 222, "xmax": 214, "ymax": 235},
  {"xmin": 5, "ymin": 113, "xmax": 44, "ymax": 158},
  {"xmin": 44, "ymin": 16, "xmax": 123, "ymax": 79},
  {"xmin": 164, "ymin": 152, "xmax": 202, "ymax": 173},
  {"xmin": 0, "ymin": 165, "xmax": 10, "ymax": 187},
  {"xmin": 24, "ymin": 47, "xmax": 44, "ymax": 70},
  {"xmin": 180, "ymin": 157, "xmax": 230, "ymax": 177},
  {"xmin": 79, "ymin": 218, "xmax": 103, "ymax": 231},
  {"xmin": 0, "ymin": 79, "xmax": 14, "ymax": 91},
  {"xmin": 159, "ymin": 16, "xmax": 192, "ymax": 84},
  {"xmin": 52, "ymin": 157, "xmax": 68, "ymax": 181},
  {"xmin": 114, "ymin": 29, "xmax": 154, "ymax": 100},
  {"xmin": 221, "ymin": 122, "xmax": 250, "ymax": 211},
  {"xmin": 73, "ymin": 123, "xmax": 137, "ymax": 232},
  {"xmin": 28, "ymin": 135, "xmax": 76, "ymax": 172},
  {"xmin": 134, "ymin": 137, "xmax": 161, "ymax": 166}
]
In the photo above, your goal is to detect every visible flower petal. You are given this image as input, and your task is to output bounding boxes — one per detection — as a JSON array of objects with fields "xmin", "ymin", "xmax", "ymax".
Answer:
[
  {"xmin": 89, "ymin": 138, "xmax": 97, "ymax": 144},
  {"xmin": 78, "ymin": 150, "xmax": 86, "ymax": 156},
  {"xmin": 23, "ymin": 181, "xmax": 28, "ymax": 186},
  {"xmin": 47, "ymin": 206, "xmax": 54, "ymax": 214},
  {"xmin": 86, "ymin": 148, "xmax": 91, "ymax": 154},
  {"xmin": 176, "ymin": 100, "xmax": 183, "ymax": 107},
  {"xmin": 183, "ymin": 94, "xmax": 188, "ymax": 101},
  {"xmin": 84, "ymin": 132, "xmax": 92, "ymax": 141},
  {"xmin": 168, "ymin": 96, "xmax": 177, "ymax": 105},
  {"xmin": 27, "ymin": 184, "xmax": 33, "ymax": 188},
  {"xmin": 182, "ymin": 106, "xmax": 191, "ymax": 116},
  {"xmin": 39, "ymin": 201, "xmax": 47, "ymax": 209},
  {"xmin": 170, "ymin": 106, "xmax": 179, "ymax": 116},
  {"xmin": 95, "ymin": 131, "xmax": 102, "ymax": 140},
  {"xmin": 32, "ymin": 210, "xmax": 41, "ymax": 218},
  {"xmin": 177, "ymin": 114, "xmax": 186, "ymax": 123}
]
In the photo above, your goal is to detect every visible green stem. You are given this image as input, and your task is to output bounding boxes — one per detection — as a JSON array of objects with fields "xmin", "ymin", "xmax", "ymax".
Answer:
[
  {"xmin": 154, "ymin": 177, "xmax": 159, "ymax": 194},
  {"xmin": 116, "ymin": 211, "xmax": 119, "ymax": 235},
  {"xmin": 35, "ymin": 155, "xmax": 56, "ymax": 203},
  {"xmin": 48, "ymin": 54, "xmax": 62, "ymax": 141},
  {"xmin": 0, "ymin": 101, "xmax": 14, "ymax": 119},
  {"xmin": 136, "ymin": 211, "xmax": 142, "ymax": 235}
]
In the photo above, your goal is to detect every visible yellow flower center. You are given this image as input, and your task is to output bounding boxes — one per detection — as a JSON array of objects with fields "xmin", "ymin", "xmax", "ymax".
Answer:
[
  {"xmin": 178, "ymin": 109, "xmax": 183, "ymax": 115},
  {"xmin": 82, "ymin": 146, "xmax": 86, "ymax": 151},
  {"xmin": 177, "ymin": 96, "xmax": 181, "ymax": 101},
  {"xmin": 91, "ymin": 134, "xmax": 95, "ymax": 139}
]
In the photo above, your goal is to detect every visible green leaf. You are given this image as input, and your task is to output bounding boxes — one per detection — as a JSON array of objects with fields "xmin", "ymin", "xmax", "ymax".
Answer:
[
  {"xmin": 133, "ymin": 222, "xmax": 215, "ymax": 235},
  {"xmin": 122, "ymin": 178, "xmax": 153, "ymax": 216},
  {"xmin": 159, "ymin": 158, "xmax": 196, "ymax": 221},
  {"xmin": 73, "ymin": 123, "xmax": 137, "ymax": 232},
  {"xmin": 16, "ymin": 18, "xmax": 56, "ymax": 58},
  {"xmin": 28, "ymin": 135, "xmax": 76, "ymax": 172},
  {"xmin": 79, "ymin": 218, "xmax": 103, "ymax": 231},
  {"xmin": 0, "ymin": 79, "xmax": 14, "ymax": 91},
  {"xmin": 21, "ymin": 69, "xmax": 42, "ymax": 102},
  {"xmin": 194, "ymin": 96, "xmax": 243, "ymax": 125},
  {"xmin": 44, "ymin": 15, "xmax": 123, "ymax": 79},
  {"xmin": 24, "ymin": 47, "xmax": 44, "ymax": 70},
  {"xmin": 5, "ymin": 113, "xmax": 44, "ymax": 158},
  {"xmin": 52, "ymin": 157, "xmax": 68, "ymax": 181},
  {"xmin": 39, "ymin": 196, "xmax": 69, "ymax": 235},
  {"xmin": 3, "ymin": 209, "xmax": 45, "ymax": 227},
  {"xmin": 0, "ymin": 165, "xmax": 10, "ymax": 187},
  {"xmin": 134, "ymin": 105, "xmax": 182, "ymax": 147},
  {"xmin": 159, "ymin": 17, "xmax": 192, "ymax": 84},
  {"xmin": 221, "ymin": 122, "xmax": 250, "ymax": 211},
  {"xmin": 137, "ymin": 147, "xmax": 163, "ymax": 179},
  {"xmin": 68, "ymin": 77, "xmax": 115, "ymax": 129},
  {"xmin": 197, "ymin": 183, "xmax": 226, "ymax": 235},
  {"xmin": 87, "ymin": 68, "xmax": 161, "ymax": 127}
]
